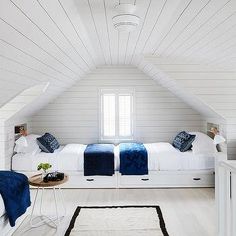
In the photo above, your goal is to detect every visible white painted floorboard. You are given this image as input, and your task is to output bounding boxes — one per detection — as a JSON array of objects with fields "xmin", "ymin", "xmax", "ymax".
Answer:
[{"xmin": 13, "ymin": 188, "xmax": 215, "ymax": 236}]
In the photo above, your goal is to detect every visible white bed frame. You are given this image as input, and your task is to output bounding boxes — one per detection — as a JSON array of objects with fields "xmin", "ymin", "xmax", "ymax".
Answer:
[{"xmin": 22, "ymin": 169, "xmax": 215, "ymax": 189}]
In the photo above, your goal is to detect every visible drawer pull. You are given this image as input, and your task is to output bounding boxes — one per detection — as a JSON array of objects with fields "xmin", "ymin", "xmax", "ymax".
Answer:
[
  {"xmin": 141, "ymin": 178, "xmax": 149, "ymax": 181},
  {"xmin": 86, "ymin": 178, "xmax": 94, "ymax": 182},
  {"xmin": 193, "ymin": 178, "xmax": 201, "ymax": 181}
]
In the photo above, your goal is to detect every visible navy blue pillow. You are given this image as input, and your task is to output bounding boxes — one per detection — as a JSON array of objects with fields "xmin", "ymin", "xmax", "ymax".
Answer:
[
  {"xmin": 172, "ymin": 131, "xmax": 196, "ymax": 152},
  {"xmin": 37, "ymin": 133, "xmax": 60, "ymax": 153}
]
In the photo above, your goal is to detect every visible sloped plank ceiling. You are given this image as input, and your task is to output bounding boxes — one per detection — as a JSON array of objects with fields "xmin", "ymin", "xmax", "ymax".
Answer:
[{"xmin": 0, "ymin": 0, "xmax": 235, "ymax": 119}]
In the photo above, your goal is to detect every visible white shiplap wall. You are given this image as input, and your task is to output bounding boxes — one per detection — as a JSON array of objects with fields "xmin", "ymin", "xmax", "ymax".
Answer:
[
  {"xmin": 145, "ymin": 58, "xmax": 233, "ymax": 157},
  {"xmin": 0, "ymin": 117, "xmax": 32, "ymax": 170},
  {"xmin": 0, "ymin": 82, "xmax": 64, "ymax": 169},
  {"xmin": 31, "ymin": 66, "xmax": 205, "ymax": 144}
]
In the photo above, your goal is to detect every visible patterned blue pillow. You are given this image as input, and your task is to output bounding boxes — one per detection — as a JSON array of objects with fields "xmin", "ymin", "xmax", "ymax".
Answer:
[
  {"xmin": 37, "ymin": 133, "xmax": 60, "ymax": 153},
  {"xmin": 172, "ymin": 131, "xmax": 196, "ymax": 152}
]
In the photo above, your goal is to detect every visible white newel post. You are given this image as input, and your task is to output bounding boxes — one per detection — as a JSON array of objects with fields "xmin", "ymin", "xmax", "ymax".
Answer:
[
  {"xmin": 218, "ymin": 165, "xmax": 226, "ymax": 236},
  {"xmin": 217, "ymin": 160, "xmax": 236, "ymax": 236},
  {"xmin": 215, "ymin": 153, "xmax": 227, "ymax": 235},
  {"xmin": 231, "ymin": 172, "xmax": 236, "ymax": 236}
]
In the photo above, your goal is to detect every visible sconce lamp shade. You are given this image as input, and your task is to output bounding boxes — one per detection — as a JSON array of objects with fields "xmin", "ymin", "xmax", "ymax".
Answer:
[{"xmin": 214, "ymin": 134, "xmax": 226, "ymax": 145}]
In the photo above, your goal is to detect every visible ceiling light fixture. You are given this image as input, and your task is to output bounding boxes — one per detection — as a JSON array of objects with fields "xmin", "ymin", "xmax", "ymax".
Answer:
[{"xmin": 112, "ymin": 3, "xmax": 140, "ymax": 32}]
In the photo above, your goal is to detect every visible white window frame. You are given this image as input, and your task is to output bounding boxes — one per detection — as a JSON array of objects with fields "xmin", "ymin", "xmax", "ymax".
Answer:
[{"xmin": 99, "ymin": 88, "xmax": 135, "ymax": 142}]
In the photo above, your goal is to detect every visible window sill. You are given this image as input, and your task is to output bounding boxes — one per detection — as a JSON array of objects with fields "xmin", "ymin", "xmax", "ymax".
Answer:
[{"xmin": 100, "ymin": 137, "xmax": 134, "ymax": 144}]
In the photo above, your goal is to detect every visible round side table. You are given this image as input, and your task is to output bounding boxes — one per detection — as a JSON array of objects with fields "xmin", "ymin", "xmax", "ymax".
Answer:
[{"xmin": 28, "ymin": 174, "xmax": 68, "ymax": 228}]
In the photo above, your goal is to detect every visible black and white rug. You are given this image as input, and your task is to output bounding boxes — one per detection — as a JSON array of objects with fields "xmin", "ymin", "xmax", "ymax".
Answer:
[{"xmin": 65, "ymin": 205, "xmax": 169, "ymax": 236}]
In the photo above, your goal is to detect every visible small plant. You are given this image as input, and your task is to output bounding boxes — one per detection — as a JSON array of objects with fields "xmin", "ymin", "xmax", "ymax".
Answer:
[{"xmin": 37, "ymin": 163, "xmax": 52, "ymax": 173}]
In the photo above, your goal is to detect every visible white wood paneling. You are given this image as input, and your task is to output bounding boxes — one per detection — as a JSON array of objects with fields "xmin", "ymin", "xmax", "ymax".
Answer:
[
  {"xmin": 0, "ymin": 0, "xmax": 98, "ymax": 111},
  {"xmin": 0, "ymin": 0, "xmax": 235, "ymax": 110},
  {"xmin": 144, "ymin": 57, "xmax": 235, "ymax": 158},
  {"xmin": 71, "ymin": 0, "xmax": 236, "ymax": 69},
  {"xmin": 136, "ymin": 56, "xmax": 223, "ymax": 119},
  {"xmin": 0, "ymin": 0, "xmax": 235, "ymax": 112},
  {"xmin": 0, "ymin": 117, "xmax": 32, "ymax": 170},
  {"xmin": 0, "ymin": 0, "xmax": 236, "ymax": 166},
  {"xmin": 0, "ymin": 82, "xmax": 78, "ymax": 169},
  {"xmin": 31, "ymin": 66, "xmax": 205, "ymax": 144}
]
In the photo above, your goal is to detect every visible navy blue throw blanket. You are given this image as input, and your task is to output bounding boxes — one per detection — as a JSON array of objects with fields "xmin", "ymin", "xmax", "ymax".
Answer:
[
  {"xmin": 0, "ymin": 171, "xmax": 31, "ymax": 227},
  {"xmin": 120, "ymin": 143, "xmax": 148, "ymax": 175},
  {"xmin": 84, "ymin": 144, "xmax": 115, "ymax": 176}
]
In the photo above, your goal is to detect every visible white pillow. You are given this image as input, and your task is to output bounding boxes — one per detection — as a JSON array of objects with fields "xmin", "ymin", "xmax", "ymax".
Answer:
[
  {"xmin": 190, "ymin": 132, "xmax": 217, "ymax": 155},
  {"xmin": 14, "ymin": 134, "xmax": 41, "ymax": 155}
]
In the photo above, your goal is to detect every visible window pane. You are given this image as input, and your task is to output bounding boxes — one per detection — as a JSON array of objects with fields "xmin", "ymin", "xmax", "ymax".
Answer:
[
  {"xmin": 119, "ymin": 95, "xmax": 132, "ymax": 136},
  {"xmin": 103, "ymin": 94, "xmax": 115, "ymax": 137}
]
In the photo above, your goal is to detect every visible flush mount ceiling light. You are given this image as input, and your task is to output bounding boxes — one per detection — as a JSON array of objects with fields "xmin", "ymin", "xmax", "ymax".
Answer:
[{"xmin": 112, "ymin": 3, "xmax": 140, "ymax": 32}]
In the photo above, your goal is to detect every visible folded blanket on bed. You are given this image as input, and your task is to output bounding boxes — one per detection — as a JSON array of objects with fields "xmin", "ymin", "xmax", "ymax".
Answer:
[
  {"xmin": 0, "ymin": 171, "xmax": 31, "ymax": 227},
  {"xmin": 84, "ymin": 144, "xmax": 115, "ymax": 176},
  {"xmin": 120, "ymin": 143, "xmax": 148, "ymax": 175}
]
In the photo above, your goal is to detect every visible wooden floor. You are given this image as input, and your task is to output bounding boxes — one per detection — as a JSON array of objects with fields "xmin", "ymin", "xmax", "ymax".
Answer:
[{"xmin": 13, "ymin": 188, "xmax": 215, "ymax": 236}]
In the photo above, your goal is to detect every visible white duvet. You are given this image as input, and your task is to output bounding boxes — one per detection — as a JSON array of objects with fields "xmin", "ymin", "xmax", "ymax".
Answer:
[
  {"xmin": 12, "ymin": 142, "xmax": 215, "ymax": 172},
  {"xmin": 144, "ymin": 142, "xmax": 179, "ymax": 170}
]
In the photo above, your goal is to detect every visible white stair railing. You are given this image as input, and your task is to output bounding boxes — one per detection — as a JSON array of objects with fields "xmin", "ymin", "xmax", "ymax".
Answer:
[{"xmin": 218, "ymin": 161, "xmax": 236, "ymax": 236}]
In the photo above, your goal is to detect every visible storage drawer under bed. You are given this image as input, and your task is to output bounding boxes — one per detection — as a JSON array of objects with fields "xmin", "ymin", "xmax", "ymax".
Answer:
[
  {"xmin": 24, "ymin": 171, "xmax": 214, "ymax": 188},
  {"xmin": 62, "ymin": 172, "xmax": 118, "ymax": 188},
  {"xmin": 118, "ymin": 171, "xmax": 215, "ymax": 188}
]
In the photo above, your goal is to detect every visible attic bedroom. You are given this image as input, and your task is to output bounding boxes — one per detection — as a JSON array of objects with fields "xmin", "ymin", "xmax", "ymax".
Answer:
[{"xmin": 0, "ymin": 0, "xmax": 234, "ymax": 235}]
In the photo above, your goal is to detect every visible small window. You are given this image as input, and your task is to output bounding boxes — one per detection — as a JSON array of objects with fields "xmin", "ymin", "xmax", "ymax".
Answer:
[{"xmin": 100, "ymin": 89, "xmax": 134, "ymax": 141}]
